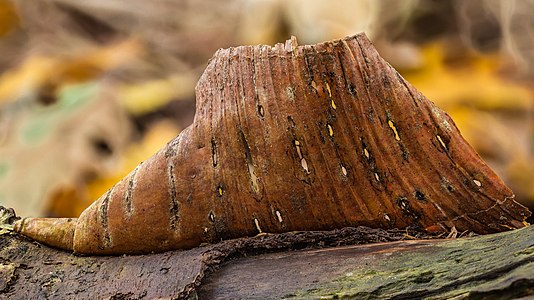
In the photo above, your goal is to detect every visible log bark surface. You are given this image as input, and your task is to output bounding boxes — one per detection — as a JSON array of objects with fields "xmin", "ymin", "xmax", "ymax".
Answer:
[
  {"xmin": 200, "ymin": 225, "xmax": 534, "ymax": 299},
  {"xmin": 0, "ymin": 226, "xmax": 533, "ymax": 299},
  {"xmin": 0, "ymin": 227, "xmax": 410, "ymax": 299}
]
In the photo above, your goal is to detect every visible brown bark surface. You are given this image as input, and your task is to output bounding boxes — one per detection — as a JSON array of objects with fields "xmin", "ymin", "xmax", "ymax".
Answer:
[
  {"xmin": 1, "ymin": 226, "xmax": 533, "ymax": 299},
  {"xmin": 0, "ymin": 227, "xmax": 410, "ymax": 299},
  {"xmin": 200, "ymin": 225, "xmax": 534, "ymax": 299},
  {"xmin": 13, "ymin": 33, "xmax": 530, "ymax": 256}
]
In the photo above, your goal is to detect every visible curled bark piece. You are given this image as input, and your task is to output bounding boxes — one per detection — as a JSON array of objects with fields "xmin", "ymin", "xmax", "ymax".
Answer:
[{"xmin": 13, "ymin": 33, "xmax": 531, "ymax": 254}]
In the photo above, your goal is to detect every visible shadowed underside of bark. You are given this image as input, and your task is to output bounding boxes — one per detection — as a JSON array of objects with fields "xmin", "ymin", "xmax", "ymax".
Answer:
[{"xmin": 0, "ymin": 226, "xmax": 533, "ymax": 299}]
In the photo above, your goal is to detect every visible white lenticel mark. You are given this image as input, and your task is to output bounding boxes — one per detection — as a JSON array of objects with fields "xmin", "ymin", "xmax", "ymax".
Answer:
[
  {"xmin": 275, "ymin": 210, "xmax": 283, "ymax": 223},
  {"xmin": 437, "ymin": 135, "xmax": 447, "ymax": 150},
  {"xmin": 295, "ymin": 144, "xmax": 303, "ymax": 159},
  {"xmin": 254, "ymin": 218, "xmax": 262, "ymax": 233},
  {"xmin": 301, "ymin": 158, "xmax": 310, "ymax": 173},
  {"xmin": 364, "ymin": 148, "xmax": 370, "ymax": 159},
  {"xmin": 473, "ymin": 179, "xmax": 481, "ymax": 187}
]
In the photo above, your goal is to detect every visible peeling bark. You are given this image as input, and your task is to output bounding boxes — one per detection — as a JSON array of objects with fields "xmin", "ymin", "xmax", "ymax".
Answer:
[{"xmin": 9, "ymin": 33, "xmax": 530, "ymax": 255}]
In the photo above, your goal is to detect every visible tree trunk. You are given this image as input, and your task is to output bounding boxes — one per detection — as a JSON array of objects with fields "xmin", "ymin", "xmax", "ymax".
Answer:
[{"xmin": 1, "ymin": 226, "xmax": 533, "ymax": 299}]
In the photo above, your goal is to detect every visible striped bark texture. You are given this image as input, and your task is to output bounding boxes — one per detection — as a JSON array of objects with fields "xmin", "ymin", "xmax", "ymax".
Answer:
[{"xmin": 13, "ymin": 33, "xmax": 530, "ymax": 255}]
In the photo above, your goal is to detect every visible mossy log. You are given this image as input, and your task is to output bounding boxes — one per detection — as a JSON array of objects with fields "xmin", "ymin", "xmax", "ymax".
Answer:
[
  {"xmin": 200, "ymin": 226, "xmax": 534, "ymax": 299},
  {"xmin": 0, "ymin": 226, "xmax": 533, "ymax": 299}
]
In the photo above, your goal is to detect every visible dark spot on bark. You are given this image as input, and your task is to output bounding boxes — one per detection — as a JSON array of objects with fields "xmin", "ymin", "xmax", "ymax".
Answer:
[
  {"xmin": 396, "ymin": 197, "xmax": 420, "ymax": 220},
  {"xmin": 348, "ymin": 84, "xmax": 356, "ymax": 96},
  {"xmin": 125, "ymin": 164, "xmax": 141, "ymax": 214},
  {"xmin": 287, "ymin": 116, "xmax": 296, "ymax": 128},
  {"xmin": 401, "ymin": 146, "xmax": 409, "ymax": 161},
  {"xmin": 99, "ymin": 188, "xmax": 113, "ymax": 248},
  {"xmin": 168, "ymin": 164, "xmax": 179, "ymax": 230},
  {"xmin": 211, "ymin": 139, "xmax": 218, "ymax": 167},
  {"xmin": 415, "ymin": 190, "xmax": 426, "ymax": 202},
  {"xmin": 316, "ymin": 122, "xmax": 326, "ymax": 143}
]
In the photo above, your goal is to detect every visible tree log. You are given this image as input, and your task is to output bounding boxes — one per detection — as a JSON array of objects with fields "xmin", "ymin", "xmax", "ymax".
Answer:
[
  {"xmin": 199, "ymin": 225, "xmax": 534, "ymax": 299},
  {"xmin": 0, "ymin": 226, "xmax": 533, "ymax": 299}
]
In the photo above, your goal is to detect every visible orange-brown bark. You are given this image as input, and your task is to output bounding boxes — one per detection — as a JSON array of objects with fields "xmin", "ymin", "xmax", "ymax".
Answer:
[{"xmin": 13, "ymin": 33, "xmax": 531, "ymax": 254}]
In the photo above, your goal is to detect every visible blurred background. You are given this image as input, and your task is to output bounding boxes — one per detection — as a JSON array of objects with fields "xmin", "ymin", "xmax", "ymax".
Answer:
[{"xmin": 1, "ymin": 0, "xmax": 534, "ymax": 221}]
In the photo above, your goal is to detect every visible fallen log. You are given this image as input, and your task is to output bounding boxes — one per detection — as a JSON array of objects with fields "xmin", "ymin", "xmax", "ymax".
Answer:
[
  {"xmin": 0, "ymin": 227, "xmax": 414, "ymax": 299},
  {"xmin": 199, "ymin": 226, "xmax": 534, "ymax": 299},
  {"xmin": 0, "ymin": 225, "xmax": 533, "ymax": 299}
]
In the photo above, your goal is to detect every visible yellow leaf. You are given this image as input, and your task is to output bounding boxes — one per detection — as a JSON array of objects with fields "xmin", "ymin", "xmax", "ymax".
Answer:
[
  {"xmin": 119, "ymin": 74, "xmax": 196, "ymax": 115},
  {"xmin": 0, "ymin": 40, "xmax": 142, "ymax": 105},
  {"xmin": 0, "ymin": 1, "xmax": 19, "ymax": 37},
  {"xmin": 404, "ymin": 43, "xmax": 533, "ymax": 112}
]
